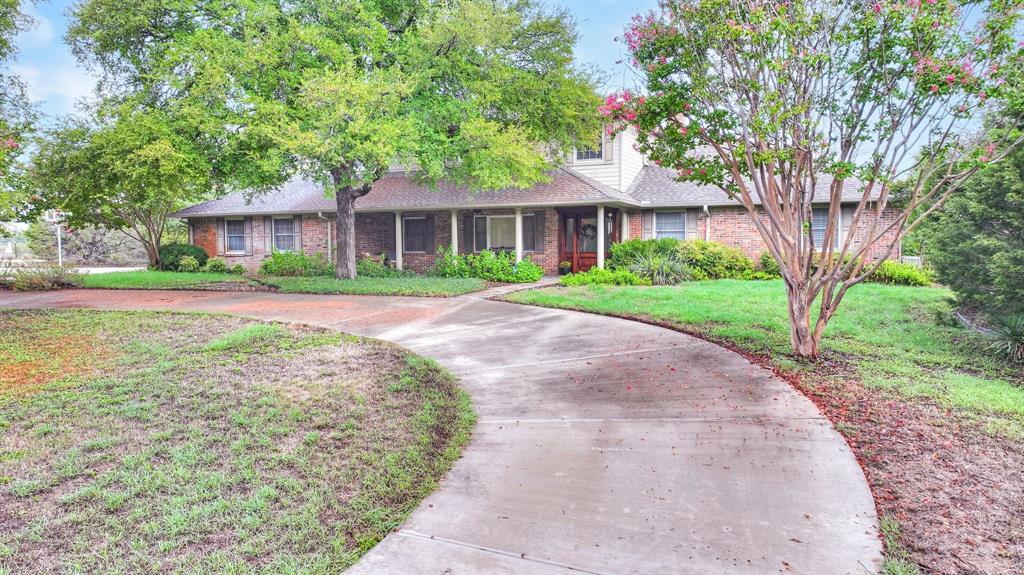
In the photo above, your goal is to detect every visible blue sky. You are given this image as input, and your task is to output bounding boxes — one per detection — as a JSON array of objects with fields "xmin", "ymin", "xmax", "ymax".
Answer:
[{"xmin": 11, "ymin": 0, "xmax": 657, "ymax": 123}]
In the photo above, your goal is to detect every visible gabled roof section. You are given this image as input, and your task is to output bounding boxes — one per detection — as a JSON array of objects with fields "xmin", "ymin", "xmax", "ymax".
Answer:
[
  {"xmin": 171, "ymin": 168, "xmax": 639, "ymax": 218},
  {"xmin": 626, "ymin": 166, "xmax": 879, "ymax": 207}
]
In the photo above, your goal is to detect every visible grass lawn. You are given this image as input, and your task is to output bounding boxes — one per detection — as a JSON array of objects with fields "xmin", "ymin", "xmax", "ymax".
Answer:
[
  {"xmin": 507, "ymin": 280, "xmax": 1024, "ymax": 573},
  {"xmin": 0, "ymin": 309, "xmax": 474, "ymax": 574},
  {"xmin": 80, "ymin": 270, "xmax": 487, "ymax": 297}
]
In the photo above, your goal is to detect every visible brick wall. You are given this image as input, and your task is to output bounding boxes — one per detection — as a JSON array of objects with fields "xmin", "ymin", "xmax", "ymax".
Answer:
[{"xmin": 704, "ymin": 205, "xmax": 901, "ymax": 261}]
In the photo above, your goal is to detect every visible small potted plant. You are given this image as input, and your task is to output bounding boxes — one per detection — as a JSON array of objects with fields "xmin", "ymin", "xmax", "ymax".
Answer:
[{"xmin": 558, "ymin": 261, "xmax": 572, "ymax": 275}]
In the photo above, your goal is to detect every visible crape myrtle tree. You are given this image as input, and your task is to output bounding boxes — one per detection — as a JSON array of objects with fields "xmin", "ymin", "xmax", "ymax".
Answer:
[
  {"xmin": 602, "ymin": 0, "xmax": 1024, "ymax": 358},
  {"xmin": 29, "ymin": 104, "xmax": 212, "ymax": 268},
  {"xmin": 67, "ymin": 0, "xmax": 601, "ymax": 278}
]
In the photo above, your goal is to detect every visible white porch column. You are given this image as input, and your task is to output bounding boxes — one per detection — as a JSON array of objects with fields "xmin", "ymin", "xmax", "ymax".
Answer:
[
  {"xmin": 514, "ymin": 208, "xmax": 524, "ymax": 263},
  {"xmin": 394, "ymin": 211, "xmax": 403, "ymax": 270},
  {"xmin": 621, "ymin": 209, "xmax": 629, "ymax": 241},
  {"xmin": 451, "ymin": 210, "xmax": 459, "ymax": 254},
  {"xmin": 597, "ymin": 204, "xmax": 606, "ymax": 268}
]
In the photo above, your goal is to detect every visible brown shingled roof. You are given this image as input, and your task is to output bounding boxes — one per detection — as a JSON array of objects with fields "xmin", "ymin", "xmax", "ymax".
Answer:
[
  {"xmin": 171, "ymin": 168, "xmax": 638, "ymax": 217},
  {"xmin": 626, "ymin": 166, "xmax": 879, "ymax": 207}
]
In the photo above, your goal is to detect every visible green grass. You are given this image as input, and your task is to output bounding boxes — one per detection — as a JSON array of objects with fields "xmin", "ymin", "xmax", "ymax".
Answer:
[
  {"xmin": 81, "ymin": 270, "xmax": 252, "ymax": 289},
  {"xmin": 263, "ymin": 276, "xmax": 486, "ymax": 297},
  {"xmin": 0, "ymin": 309, "xmax": 474, "ymax": 574},
  {"xmin": 507, "ymin": 280, "xmax": 1024, "ymax": 434},
  {"xmin": 79, "ymin": 270, "xmax": 487, "ymax": 296}
]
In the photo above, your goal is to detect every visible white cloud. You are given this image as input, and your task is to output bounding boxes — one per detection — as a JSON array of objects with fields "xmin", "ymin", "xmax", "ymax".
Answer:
[
  {"xmin": 15, "ymin": 4, "xmax": 56, "ymax": 47},
  {"xmin": 12, "ymin": 60, "xmax": 97, "ymax": 117}
]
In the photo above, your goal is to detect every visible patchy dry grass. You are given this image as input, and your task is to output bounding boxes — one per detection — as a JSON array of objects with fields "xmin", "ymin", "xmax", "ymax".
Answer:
[{"xmin": 0, "ymin": 309, "xmax": 474, "ymax": 574}]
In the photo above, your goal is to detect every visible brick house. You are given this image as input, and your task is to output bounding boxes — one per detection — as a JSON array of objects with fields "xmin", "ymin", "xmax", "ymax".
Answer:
[{"xmin": 173, "ymin": 130, "xmax": 901, "ymax": 275}]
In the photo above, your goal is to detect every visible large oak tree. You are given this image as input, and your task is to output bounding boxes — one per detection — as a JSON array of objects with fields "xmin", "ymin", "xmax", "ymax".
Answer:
[
  {"xmin": 605, "ymin": 0, "xmax": 1023, "ymax": 358},
  {"xmin": 67, "ymin": 0, "xmax": 601, "ymax": 277}
]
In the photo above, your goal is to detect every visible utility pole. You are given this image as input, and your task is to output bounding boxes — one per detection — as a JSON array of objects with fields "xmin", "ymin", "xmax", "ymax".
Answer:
[{"xmin": 44, "ymin": 210, "xmax": 63, "ymax": 267}]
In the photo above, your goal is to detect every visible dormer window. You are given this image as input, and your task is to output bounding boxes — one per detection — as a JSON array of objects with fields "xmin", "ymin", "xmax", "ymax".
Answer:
[{"xmin": 575, "ymin": 136, "xmax": 604, "ymax": 161}]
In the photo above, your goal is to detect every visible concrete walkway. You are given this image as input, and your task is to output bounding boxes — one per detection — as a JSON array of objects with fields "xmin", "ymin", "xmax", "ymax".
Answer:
[{"xmin": 0, "ymin": 287, "xmax": 881, "ymax": 574}]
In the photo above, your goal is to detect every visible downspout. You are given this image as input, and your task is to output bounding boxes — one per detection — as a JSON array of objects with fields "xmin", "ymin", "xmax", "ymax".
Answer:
[
  {"xmin": 702, "ymin": 205, "xmax": 710, "ymax": 241},
  {"xmin": 318, "ymin": 211, "xmax": 332, "ymax": 263}
]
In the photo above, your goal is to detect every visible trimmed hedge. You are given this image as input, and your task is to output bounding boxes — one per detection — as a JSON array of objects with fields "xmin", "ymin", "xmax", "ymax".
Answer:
[
  {"xmin": 867, "ymin": 260, "xmax": 934, "ymax": 287},
  {"xmin": 561, "ymin": 268, "xmax": 651, "ymax": 286},
  {"xmin": 676, "ymin": 240, "xmax": 754, "ymax": 280},
  {"xmin": 259, "ymin": 251, "xmax": 333, "ymax": 277},
  {"xmin": 158, "ymin": 243, "xmax": 208, "ymax": 271}
]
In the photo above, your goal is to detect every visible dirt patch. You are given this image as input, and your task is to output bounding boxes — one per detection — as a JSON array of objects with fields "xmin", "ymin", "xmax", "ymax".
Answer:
[
  {"xmin": 799, "ymin": 375, "xmax": 1024, "ymax": 575},
  {"xmin": 0, "ymin": 335, "xmax": 109, "ymax": 396}
]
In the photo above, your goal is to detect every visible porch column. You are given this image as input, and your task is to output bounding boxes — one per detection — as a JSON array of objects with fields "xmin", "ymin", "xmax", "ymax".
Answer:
[
  {"xmin": 597, "ymin": 204, "xmax": 606, "ymax": 268},
  {"xmin": 450, "ymin": 210, "xmax": 459, "ymax": 254},
  {"xmin": 394, "ymin": 211, "xmax": 403, "ymax": 270},
  {"xmin": 514, "ymin": 208, "xmax": 524, "ymax": 263},
  {"xmin": 621, "ymin": 209, "xmax": 629, "ymax": 241}
]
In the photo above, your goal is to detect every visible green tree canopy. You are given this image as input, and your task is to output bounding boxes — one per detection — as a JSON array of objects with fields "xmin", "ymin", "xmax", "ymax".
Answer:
[
  {"xmin": 29, "ymin": 104, "xmax": 212, "ymax": 267},
  {"xmin": 67, "ymin": 0, "xmax": 602, "ymax": 277},
  {"xmin": 0, "ymin": 0, "xmax": 38, "ymax": 225},
  {"xmin": 604, "ymin": 0, "xmax": 1023, "ymax": 357}
]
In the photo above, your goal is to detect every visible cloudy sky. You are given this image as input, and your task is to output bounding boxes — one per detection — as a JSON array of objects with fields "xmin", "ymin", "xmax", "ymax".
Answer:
[{"xmin": 11, "ymin": 0, "xmax": 658, "ymax": 124}]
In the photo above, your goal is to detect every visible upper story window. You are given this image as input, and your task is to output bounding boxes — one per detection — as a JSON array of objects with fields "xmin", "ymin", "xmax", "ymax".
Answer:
[
  {"xmin": 575, "ymin": 136, "xmax": 604, "ymax": 161},
  {"xmin": 226, "ymin": 218, "xmax": 245, "ymax": 253}
]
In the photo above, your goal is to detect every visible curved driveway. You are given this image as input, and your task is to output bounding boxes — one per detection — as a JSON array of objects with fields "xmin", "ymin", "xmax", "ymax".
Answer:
[{"xmin": 0, "ymin": 286, "xmax": 880, "ymax": 574}]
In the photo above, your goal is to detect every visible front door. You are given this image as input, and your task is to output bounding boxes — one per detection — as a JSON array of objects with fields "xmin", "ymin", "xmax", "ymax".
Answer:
[{"xmin": 560, "ymin": 210, "xmax": 616, "ymax": 272}]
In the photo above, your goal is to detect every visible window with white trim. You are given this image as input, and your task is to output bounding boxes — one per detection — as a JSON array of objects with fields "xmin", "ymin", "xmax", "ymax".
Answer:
[
  {"xmin": 226, "ymin": 218, "xmax": 245, "ymax": 253},
  {"xmin": 810, "ymin": 206, "xmax": 840, "ymax": 249},
  {"xmin": 654, "ymin": 211, "xmax": 686, "ymax": 240},
  {"xmin": 272, "ymin": 217, "xmax": 297, "ymax": 251},
  {"xmin": 474, "ymin": 215, "xmax": 536, "ymax": 251},
  {"xmin": 575, "ymin": 136, "xmax": 604, "ymax": 161},
  {"xmin": 403, "ymin": 216, "xmax": 428, "ymax": 253}
]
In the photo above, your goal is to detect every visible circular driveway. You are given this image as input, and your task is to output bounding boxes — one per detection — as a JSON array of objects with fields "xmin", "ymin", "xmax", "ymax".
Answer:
[{"xmin": 0, "ymin": 287, "xmax": 881, "ymax": 574}]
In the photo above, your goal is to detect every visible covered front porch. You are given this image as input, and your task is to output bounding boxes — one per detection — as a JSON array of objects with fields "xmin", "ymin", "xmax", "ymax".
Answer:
[{"xmin": 377, "ymin": 204, "xmax": 632, "ymax": 275}]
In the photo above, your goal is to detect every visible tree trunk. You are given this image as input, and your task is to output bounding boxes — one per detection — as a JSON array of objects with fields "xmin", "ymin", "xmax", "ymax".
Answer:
[
  {"xmin": 783, "ymin": 277, "xmax": 819, "ymax": 359},
  {"xmin": 335, "ymin": 190, "xmax": 357, "ymax": 279},
  {"xmin": 144, "ymin": 240, "xmax": 159, "ymax": 269}
]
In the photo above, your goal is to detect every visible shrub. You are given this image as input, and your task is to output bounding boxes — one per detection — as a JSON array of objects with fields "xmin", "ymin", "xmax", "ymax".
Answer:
[
  {"xmin": 11, "ymin": 265, "xmax": 83, "ymax": 291},
  {"xmin": 356, "ymin": 254, "xmax": 410, "ymax": 278},
  {"xmin": 676, "ymin": 240, "xmax": 754, "ymax": 280},
  {"xmin": 202, "ymin": 257, "xmax": 229, "ymax": 273},
  {"xmin": 758, "ymin": 251, "xmax": 782, "ymax": 277},
  {"xmin": 627, "ymin": 253, "xmax": 691, "ymax": 285},
  {"xmin": 177, "ymin": 255, "xmax": 200, "ymax": 272},
  {"xmin": 867, "ymin": 260, "xmax": 934, "ymax": 287},
  {"xmin": 432, "ymin": 247, "xmax": 473, "ymax": 278},
  {"xmin": 230, "ymin": 264, "xmax": 246, "ymax": 274},
  {"xmin": 561, "ymin": 267, "xmax": 651, "ymax": 286},
  {"xmin": 988, "ymin": 315, "xmax": 1024, "ymax": 363},
  {"xmin": 259, "ymin": 251, "xmax": 333, "ymax": 277},
  {"xmin": 431, "ymin": 248, "xmax": 543, "ymax": 283},
  {"xmin": 609, "ymin": 238, "xmax": 681, "ymax": 270},
  {"xmin": 158, "ymin": 243, "xmax": 208, "ymax": 271}
]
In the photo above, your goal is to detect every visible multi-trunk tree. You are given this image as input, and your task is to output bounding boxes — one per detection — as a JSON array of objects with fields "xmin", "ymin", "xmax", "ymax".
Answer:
[
  {"xmin": 29, "ymin": 105, "xmax": 212, "ymax": 268},
  {"xmin": 605, "ymin": 0, "xmax": 1024, "ymax": 358},
  {"xmin": 67, "ymin": 0, "xmax": 601, "ymax": 278}
]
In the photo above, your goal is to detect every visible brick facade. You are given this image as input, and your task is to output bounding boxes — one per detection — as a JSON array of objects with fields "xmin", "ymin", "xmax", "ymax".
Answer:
[
  {"xmin": 620, "ymin": 204, "xmax": 900, "ymax": 262},
  {"xmin": 188, "ymin": 203, "xmax": 900, "ymax": 275}
]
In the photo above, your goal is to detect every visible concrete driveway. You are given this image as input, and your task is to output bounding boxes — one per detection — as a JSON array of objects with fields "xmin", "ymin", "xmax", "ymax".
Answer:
[{"xmin": 0, "ymin": 287, "xmax": 881, "ymax": 574}]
